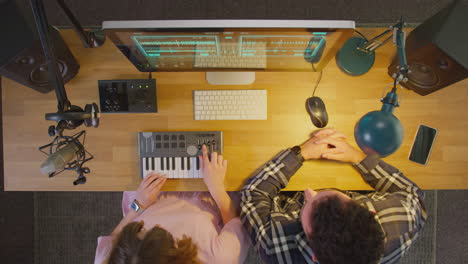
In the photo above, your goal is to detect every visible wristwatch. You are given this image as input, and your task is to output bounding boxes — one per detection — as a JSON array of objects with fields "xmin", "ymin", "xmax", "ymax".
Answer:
[
  {"xmin": 291, "ymin": 145, "xmax": 305, "ymax": 163},
  {"xmin": 130, "ymin": 199, "xmax": 145, "ymax": 213}
]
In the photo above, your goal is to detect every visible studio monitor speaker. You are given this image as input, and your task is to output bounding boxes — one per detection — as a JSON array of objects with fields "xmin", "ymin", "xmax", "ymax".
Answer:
[
  {"xmin": 388, "ymin": 0, "xmax": 468, "ymax": 96},
  {"xmin": 0, "ymin": 0, "xmax": 79, "ymax": 93}
]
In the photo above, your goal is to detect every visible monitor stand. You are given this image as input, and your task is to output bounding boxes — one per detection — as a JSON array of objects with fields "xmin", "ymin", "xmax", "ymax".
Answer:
[{"xmin": 206, "ymin": 72, "xmax": 255, "ymax": 85}]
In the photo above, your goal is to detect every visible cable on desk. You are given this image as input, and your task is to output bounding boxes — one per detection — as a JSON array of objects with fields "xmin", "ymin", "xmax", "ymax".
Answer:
[
  {"xmin": 354, "ymin": 29, "xmax": 368, "ymax": 41},
  {"xmin": 311, "ymin": 63, "xmax": 323, "ymax": 97}
]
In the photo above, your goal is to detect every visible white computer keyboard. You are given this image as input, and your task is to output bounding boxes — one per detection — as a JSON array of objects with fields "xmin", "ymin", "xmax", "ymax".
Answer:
[{"xmin": 193, "ymin": 90, "xmax": 267, "ymax": 120}]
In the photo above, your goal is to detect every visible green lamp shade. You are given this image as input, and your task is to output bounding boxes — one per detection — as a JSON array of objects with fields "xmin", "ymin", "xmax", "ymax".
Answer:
[
  {"xmin": 336, "ymin": 37, "xmax": 375, "ymax": 76},
  {"xmin": 354, "ymin": 110, "xmax": 404, "ymax": 157}
]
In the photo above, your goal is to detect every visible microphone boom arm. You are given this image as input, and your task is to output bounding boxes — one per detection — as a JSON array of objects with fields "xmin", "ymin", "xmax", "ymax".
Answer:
[
  {"xmin": 30, "ymin": 0, "xmax": 68, "ymax": 112},
  {"xmin": 30, "ymin": 0, "xmax": 100, "ymax": 184},
  {"xmin": 55, "ymin": 0, "xmax": 105, "ymax": 48}
]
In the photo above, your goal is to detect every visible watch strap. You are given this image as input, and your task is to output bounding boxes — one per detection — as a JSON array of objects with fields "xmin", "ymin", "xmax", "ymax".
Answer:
[{"xmin": 291, "ymin": 145, "xmax": 305, "ymax": 162}]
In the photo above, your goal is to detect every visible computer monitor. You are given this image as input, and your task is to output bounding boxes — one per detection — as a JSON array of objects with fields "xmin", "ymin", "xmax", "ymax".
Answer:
[{"xmin": 102, "ymin": 20, "xmax": 354, "ymax": 84}]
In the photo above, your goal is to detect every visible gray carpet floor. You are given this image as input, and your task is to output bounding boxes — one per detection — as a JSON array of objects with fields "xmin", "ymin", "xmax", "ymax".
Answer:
[
  {"xmin": 14, "ymin": 0, "xmax": 453, "ymax": 26},
  {"xmin": 31, "ymin": 190, "xmax": 468, "ymax": 264}
]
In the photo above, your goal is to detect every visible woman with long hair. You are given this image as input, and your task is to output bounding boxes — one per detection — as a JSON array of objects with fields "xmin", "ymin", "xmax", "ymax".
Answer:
[{"xmin": 94, "ymin": 145, "xmax": 249, "ymax": 264}]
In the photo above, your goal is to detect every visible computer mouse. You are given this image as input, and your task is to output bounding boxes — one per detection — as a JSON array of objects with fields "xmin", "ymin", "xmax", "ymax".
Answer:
[{"xmin": 306, "ymin": 96, "xmax": 328, "ymax": 128}]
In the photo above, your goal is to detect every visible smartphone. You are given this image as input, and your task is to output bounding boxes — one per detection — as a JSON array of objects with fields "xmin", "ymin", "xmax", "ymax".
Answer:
[{"xmin": 408, "ymin": 124, "xmax": 438, "ymax": 165}]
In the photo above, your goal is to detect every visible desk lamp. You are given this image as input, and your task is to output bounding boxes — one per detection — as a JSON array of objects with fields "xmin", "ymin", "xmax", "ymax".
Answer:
[
  {"xmin": 30, "ymin": 0, "xmax": 102, "ymax": 184},
  {"xmin": 336, "ymin": 21, "xmax": 408, "ymax": 157}
]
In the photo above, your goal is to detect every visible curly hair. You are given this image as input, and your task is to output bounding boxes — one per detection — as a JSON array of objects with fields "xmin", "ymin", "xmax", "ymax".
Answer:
[
  {"xmin": 108, "ymin": 221, "xmax": 200, "ymax": 264},
  {"xmin": 307, "ymin": 195, "xmax": 385, "ymax": 264}
]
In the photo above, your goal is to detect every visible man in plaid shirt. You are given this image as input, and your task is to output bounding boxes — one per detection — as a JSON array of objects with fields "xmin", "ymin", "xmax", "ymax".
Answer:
[{"xmin": 240, "ymin": 129, "xmax": 427, "ymax": 264}]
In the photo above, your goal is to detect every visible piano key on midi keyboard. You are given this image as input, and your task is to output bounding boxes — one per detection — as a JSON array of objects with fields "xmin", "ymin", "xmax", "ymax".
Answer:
[
  {"xmin": 167, "ymin": 158, "xmax": 172, "ymax": 178},
  {"xmin": 143, "ymin": 157, "xmax": 153, "ymax": 178},
  {"xmin": 167, "ymin": 157, "xmax": 172, "ymax": 177},
  {"xmin": 142, "ymin": 157, "xmax": 148, "ymax": 177},
  {"xmin": 143, "ymin": 157, "xmax": 152, "ymax": 178},
  {"xmin": 187, "ymin": 157, "xmax": 192, "ymax": 178},
  {"xmin": 165, "ymin": 158, "xmax": 170, "ymax": 177},
  {"xmin": 171, "ymin": 157, "xmax": 176, "ymax": 178},
  {"xmin": 192, "ymin": 157, "xmax": 199, "ymax": 178},
  {"xmin": 142, "ymin": 156, "xmax": 202, "ymax": 178},
  {"xmin": 196, "ymin": 157, "xmax": 201, "ymax": 177},
  {"xmin": 175, "ymin": 157, "xmax": 181, "ymax": 178},
  {"xmin": 155, "ymin": 157, "xmax": 161, "ymax": 175}
]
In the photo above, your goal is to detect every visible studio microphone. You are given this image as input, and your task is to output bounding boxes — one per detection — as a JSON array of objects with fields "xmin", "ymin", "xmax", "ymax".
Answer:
[{"xmin": 40, "ymin": 140, "xmax": 81, "ymax": 174}]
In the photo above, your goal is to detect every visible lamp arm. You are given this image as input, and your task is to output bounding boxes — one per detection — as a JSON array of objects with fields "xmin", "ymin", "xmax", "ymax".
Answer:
[
  {"xmin": 353, "ymin": 20, "xmax": 407, "ymax": 158},
  {"xmin": 357, "ymin": 20, "xmax": 408, "ymax": 73},
  {"xmin": 393, "ymin": 21, "xmax": 409, "ymax": 84},
  {"xmin": 358, "ymin": 28, "xmax": 393, "ymax": 53},
  {"xmin": 357, "ymin": 20, "xmax": 409, "ymax": 87},
  {"xmin": 380, "ymin": 21, "xmax": 408, "ymax": 107}
]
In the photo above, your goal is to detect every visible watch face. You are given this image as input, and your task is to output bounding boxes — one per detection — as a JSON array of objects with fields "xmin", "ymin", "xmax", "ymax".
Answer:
[
  {"xmin": 292, "ymin": 146, "xmax": 300, "ymax": 153},
  {"xmin": 292, "ymin": 146, "xmax": 305, "ymax": 161},
  {"xmin": 131, "ymin": 201, "xmax": 140, "ymax": 212}
]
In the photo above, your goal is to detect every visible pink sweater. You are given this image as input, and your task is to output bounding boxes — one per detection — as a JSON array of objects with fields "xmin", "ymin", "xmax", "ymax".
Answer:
[{"xmin": 94, "ymin": 191, "xmax": 249, "ymax": 264}]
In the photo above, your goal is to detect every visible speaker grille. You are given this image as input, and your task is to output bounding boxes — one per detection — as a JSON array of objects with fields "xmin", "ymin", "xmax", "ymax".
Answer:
[
  {"xmin": 407, "ymin": 62, "xmax": 439, "ymax": 88},
  {"xmin": 30, "ymin": 61, "xmax": 67, "ymax": 85}
]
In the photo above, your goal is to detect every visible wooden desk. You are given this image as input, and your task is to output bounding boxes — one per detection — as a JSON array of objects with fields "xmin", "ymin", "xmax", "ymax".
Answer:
[{"xmin": 3, "ymin": 29, "xmax": 468, "ymax": 191}]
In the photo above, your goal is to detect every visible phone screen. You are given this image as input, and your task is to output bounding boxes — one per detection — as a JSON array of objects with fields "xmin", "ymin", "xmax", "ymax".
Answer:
[{"xmin": 409, "ymin": 125, "xmax": 437, "ymax": 165}]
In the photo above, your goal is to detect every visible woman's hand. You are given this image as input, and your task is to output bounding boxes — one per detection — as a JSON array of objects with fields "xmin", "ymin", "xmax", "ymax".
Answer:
[
  {"xmin": 111, "ymin": 174, "xmax": 165, "ymax": 236},
  {"xmin": 199, "ymin": 145, "xmax": 237, "ymax": 224},
  {"xmin": 135, "ymin": 172, "xmax": 167, "ymax": 208},
  {"xmin": 199, "ymin": 144, "xmax": 227, "ymax": 194}
]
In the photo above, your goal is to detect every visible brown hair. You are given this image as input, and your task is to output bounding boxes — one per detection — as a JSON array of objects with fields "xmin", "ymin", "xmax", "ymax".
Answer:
[
  {"xmin": 108, "ymin": 221, "xmax": 200, "ymax": 264},
  {"xmin": 307, "ymin": 196, "xmax": 385, "ymax": 264}
]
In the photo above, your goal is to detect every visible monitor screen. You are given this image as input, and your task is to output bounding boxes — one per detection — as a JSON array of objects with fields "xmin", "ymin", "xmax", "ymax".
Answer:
[{"xmin": 103, "ymin": 20, "xmax": 354, "ymax": 72}]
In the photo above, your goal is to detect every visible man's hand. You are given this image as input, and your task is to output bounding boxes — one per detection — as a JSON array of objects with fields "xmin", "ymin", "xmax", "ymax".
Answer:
[
  {"xmin": 135, "ymin": 172, "xmax": 167, "ymax": 208},
  {"xmin": 315, "ymin": 136, "xmax": 366, "ymax": 164},
  {"xmin": 300, "ymin": 128, "xmax": 347, "ymax": 160},
  {"xmin": 199, "ymin": 144, "xmax": 227, "ymax": 194}
]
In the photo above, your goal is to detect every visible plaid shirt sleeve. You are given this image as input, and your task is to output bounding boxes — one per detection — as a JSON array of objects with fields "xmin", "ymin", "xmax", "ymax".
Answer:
[
  {"xmin": 240, "ymin": 149, "xmax": 315, "ymax": 264},
  {"xmin": 353, "ymin": 155, "xmax": 427, "ymax": 264}
]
